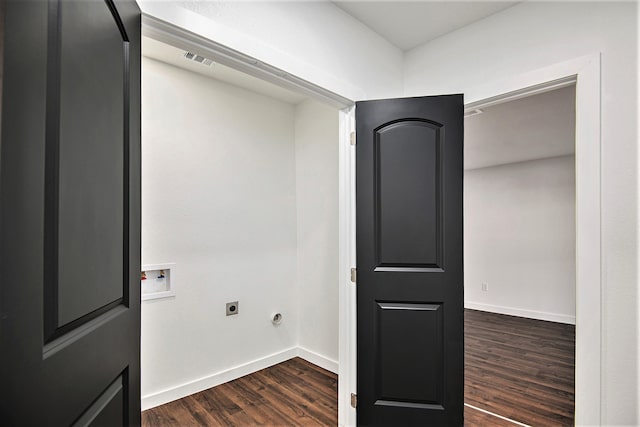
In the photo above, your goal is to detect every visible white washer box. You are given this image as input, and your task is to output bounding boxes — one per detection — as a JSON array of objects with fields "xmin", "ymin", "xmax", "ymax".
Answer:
[{"xmin": 141, "ymin": 263, "xmax": 176, "ymax": 301}]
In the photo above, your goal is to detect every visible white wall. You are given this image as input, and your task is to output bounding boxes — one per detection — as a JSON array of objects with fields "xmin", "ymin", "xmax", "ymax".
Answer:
[
  {"xmin": 404, "ymin": 2, "xmax": 638, "ymax": 423},
  {"xmin": 141, "ymin": 57, "xmax": 299, "ymax": 404},
  {"xmin": 139, "ymin": 0, "xmax": 403, "ymax": 101},
  {"xmin": 141, "ymin": 57, "xmax": 341, "ymax": 408},
  {"xmin": 294, "ymin": 99, "xmax": 340, "ymax": 368},
  {"xmin": 465, "ymin": 156, "xmax": 576, "ymax": 324}
]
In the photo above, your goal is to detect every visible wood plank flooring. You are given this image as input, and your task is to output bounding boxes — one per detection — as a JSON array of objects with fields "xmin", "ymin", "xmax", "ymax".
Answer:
[
  {"xmin": 464, "ymin": 309, "xmax": 575, "ymax": 426},
  {"xmin": 464, "ymin": 404, "xmax": 527, "ymax": 427},
  {"xmin": 143, "ymin": 310, "xmax": 575, "ymax": 426},
  {"xmin": 142, "ymin": 357, "xmax": 337, "ymax": 427}
]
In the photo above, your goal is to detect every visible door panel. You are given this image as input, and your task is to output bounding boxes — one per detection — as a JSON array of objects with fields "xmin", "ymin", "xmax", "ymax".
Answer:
[
  {"xmin": 376, "ymin": 302, "xmax": 444, "ymax": 407},
  {"xmin": 356, "ymin": 96, "xmax": 463, "ymax": 426},
  {"xmin": 51, "ymin": 0, "xmax": 129, "ymax": 334},
  {"xmin": 56, "ymin": 0, "xmax": 127, "ymax": 328},
  {"xmin": 73, "ymin": 375, "xmax": 125, "ymax": 427},
  {"xmin": 376, "ymin": 120, "xmax": 442, "ymax": 269},
  {"xmin": 0, "ymin": 1, "xmax": 141, "ymax": 425}
]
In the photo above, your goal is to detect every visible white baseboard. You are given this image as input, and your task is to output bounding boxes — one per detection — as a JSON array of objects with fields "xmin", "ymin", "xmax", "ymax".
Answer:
[
  {"xmin": 465, "ymin": 301, "xmax": 576, "ymax": 325},
  {"xmin": 141, "ymin": 346, "xmax": 339, "ymax": 410},
  {"xmin": 297, "ymin": 347, "xmax": 339, "ymax": 374},
  {"xmin": 141, "ymin": 347, "xmax": 298, "ymax": 410}
]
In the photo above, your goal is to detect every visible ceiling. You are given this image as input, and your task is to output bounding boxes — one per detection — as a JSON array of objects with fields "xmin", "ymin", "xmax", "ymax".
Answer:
[
  {"xmin": 143, "ymin": 37, "xmax": 308, "ymax": 105},
  {"xmin": 464, "ymin": 85, "xmax": 576, "ymax": 170},
  {"xmin": 333, "ymin": 1, "xmax": 520, "ymax": 51}
]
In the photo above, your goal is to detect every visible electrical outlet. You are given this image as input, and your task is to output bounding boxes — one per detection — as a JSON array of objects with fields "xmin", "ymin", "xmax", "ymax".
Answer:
[
  {"xmin": 481, "ymin": 283, "xmax": 489, "ymax": 292},
  {"xmin": 226, "ymin": 301, "xmax": 239, "ymax": 316}
]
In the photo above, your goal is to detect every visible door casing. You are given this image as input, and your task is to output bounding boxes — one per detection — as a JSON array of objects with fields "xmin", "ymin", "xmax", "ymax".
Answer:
[{"xmin": 139, "ymin": 16, "xmax": 602, "ymax": 426}]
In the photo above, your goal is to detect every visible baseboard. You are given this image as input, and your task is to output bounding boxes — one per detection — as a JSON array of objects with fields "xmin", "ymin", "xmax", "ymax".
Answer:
[
  {"xmin": 465, "ymin": 301, "xmax": 576, "ymax": 325},
  {"xmin": 297, "ymin": 347, "xmax": 339, "ymax": 374},
  {"xmin": 141, "ymin": 347, "xmax": 298, "ymax": 410}
]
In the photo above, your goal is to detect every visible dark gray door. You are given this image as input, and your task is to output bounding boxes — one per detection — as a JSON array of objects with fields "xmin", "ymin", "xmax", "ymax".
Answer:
[
  {"xmin": 0, "ymin": 0, "xmax": 141, "ymax": 425},
  {"xmin": 356, "ymin": 95, "xmax": 464, "ymax": 426}
]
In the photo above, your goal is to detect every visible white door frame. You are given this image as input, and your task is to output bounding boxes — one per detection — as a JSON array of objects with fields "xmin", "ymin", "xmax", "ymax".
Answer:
[
  {"xmin": 338, "ymin": 106, "xmax": 357, "ymax": 427},
  {"xmin": 141, "ymin": 16, "xmax": 602, "ymax": 425},
  {"xmin": 338, "ymin": 53, "xmax": 602, "ymax": 426}
]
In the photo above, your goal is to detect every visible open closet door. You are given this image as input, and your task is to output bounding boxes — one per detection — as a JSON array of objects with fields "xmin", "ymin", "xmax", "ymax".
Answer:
[
  {"xmin": 0, "ymin": 0, "xmax": 141, "ymax": 425},
  {"xmin": 356, "ymin": 95, "xmax": 464, "ymax": 426}
]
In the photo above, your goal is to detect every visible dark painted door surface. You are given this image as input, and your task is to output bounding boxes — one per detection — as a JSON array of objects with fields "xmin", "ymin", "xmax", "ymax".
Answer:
[
  {"xmin": 356, "ymin": 95, "xmax": 464, "ymax": 426},
  {"xmin": 1, "ymin": 0, "xmax": 141, "ymax": 425}
]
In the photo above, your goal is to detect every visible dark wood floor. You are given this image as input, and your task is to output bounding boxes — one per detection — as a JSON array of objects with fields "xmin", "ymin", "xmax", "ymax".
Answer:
[
  {"xmin": 142, "ymin": 357, "xmax": 337, "ymax": 427},
  {"xmin": 143, "ymin": 310, "xmax": 575, "ymax": 426},
  {"xmin": 465, "ymin": 309, "xmax": 575, "ymax": 426}
]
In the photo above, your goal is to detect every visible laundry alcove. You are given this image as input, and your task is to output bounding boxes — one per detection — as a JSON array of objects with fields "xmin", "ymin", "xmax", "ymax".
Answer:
[{"xmin": 140, "ymin": 37, "xmax": 340, "ymax": 409}]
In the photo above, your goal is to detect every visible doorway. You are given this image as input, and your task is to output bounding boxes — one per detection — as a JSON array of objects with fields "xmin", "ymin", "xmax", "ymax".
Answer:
[
  {"xmin": 463, "ymin": 85, "xmax": 577, "ymax": 425},
  {"xmin": 340, "ymin": 56, "xmax": 601, "ymax": 426}
]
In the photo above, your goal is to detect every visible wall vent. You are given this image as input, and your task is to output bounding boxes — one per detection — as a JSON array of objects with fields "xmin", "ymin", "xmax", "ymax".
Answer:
[
  {"xmin": 464, "ymin": 109, "xmax": 484, "ymax": 118},
  {"xmin": 184, "ymin": 51, "xmax": 213, "ymax": 66}
]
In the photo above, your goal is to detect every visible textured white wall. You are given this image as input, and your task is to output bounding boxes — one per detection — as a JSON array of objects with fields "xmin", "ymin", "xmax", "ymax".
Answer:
[
  {"xmin": 141, "ymin": 57, "xmax": 298, "ymax": 399},
  {"xmin": 294, "ymin": 99, "xmax": 340, "ymax": 366},
  {"xmin": 139, "ymin": 0, "xmax": 403, "ymax": 101},
  {"xmin": 464, "ymin": 156, "xmax": 576, "ymax": 324},
  {"xmin": 405, "ymin": 2, "xmax": 637, "ymax": 423}
]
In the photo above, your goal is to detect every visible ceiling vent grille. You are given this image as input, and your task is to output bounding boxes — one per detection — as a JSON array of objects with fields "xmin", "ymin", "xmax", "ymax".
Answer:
[{"xmin": 184, "ymin": 51, "xmax": 213, "ymax": 66}]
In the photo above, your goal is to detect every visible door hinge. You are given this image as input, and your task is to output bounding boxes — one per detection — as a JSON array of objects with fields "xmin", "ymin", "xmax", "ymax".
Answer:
[
  {"xmin": 350, "ymin": 267, "xmax": 357, "ymax": 283},
  {"xmin": 350, "ymin": 131, "xmax": 356, "ymax": 146},
  {"xmin": 350, "ymin": 393, "xmax": 357, "ymax": 408}
]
